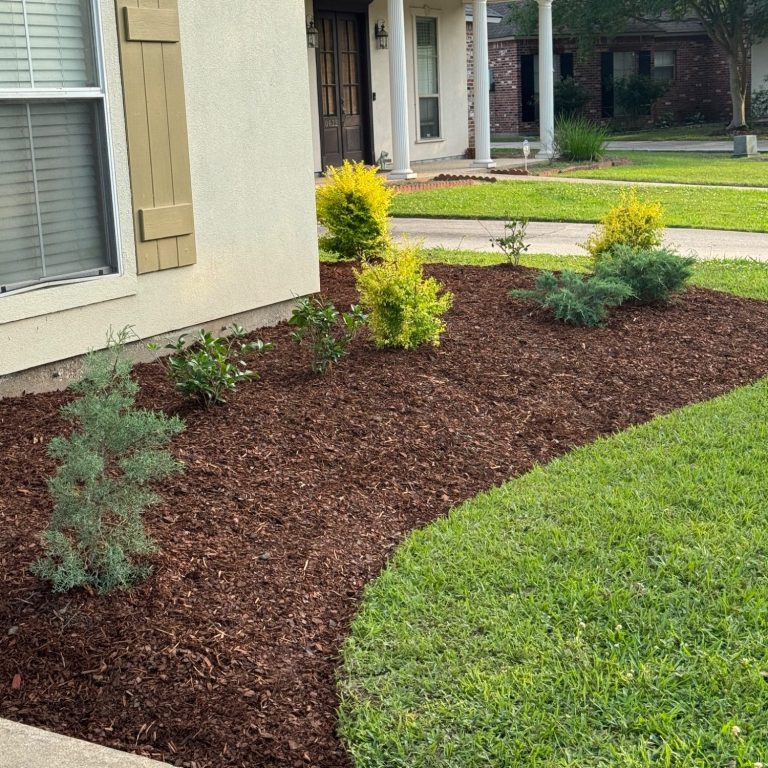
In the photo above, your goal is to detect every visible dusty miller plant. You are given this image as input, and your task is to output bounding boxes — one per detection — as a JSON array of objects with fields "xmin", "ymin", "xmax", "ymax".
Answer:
[{"xmin": 32, "ymin": 328, "xmax": 185, "ymax": 593}]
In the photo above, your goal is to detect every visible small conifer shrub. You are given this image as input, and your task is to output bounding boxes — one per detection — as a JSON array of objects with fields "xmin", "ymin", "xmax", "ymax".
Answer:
[
  {"xmin": 585, "ymin": 188, "xmax": 664, "ymax": 259},
  {"xmin": 32, "ymin": 329, "xmax": 185, "ymax": 593},
  {"xmin": 316, "ymin": 160, "xmax": 394, "ymax": 260},
  {"xmin": 594, "ymin": 246, "xmax": 695, "ymax": 304},
  {"xmin": 355, "ymin": 245, "xmax": 453, "ymax": 349},
  {"xmin": 511, "ymin": 270, "xmax": 632, "ymax": 327}
]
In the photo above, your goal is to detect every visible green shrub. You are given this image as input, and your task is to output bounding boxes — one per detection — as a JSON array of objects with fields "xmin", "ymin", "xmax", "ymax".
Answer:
[
  {"xmin": 355, "ymin": 245, "xmax": 453, "ymax": 349},
  {"xmin": 554, "ymin": 77, "xmax": 591, "ymax": 118},
  {"xmin": 32, "ymin": 329, "xmax": 185, "ymax": 594},
  {"xmin": 585, "ymin": 188, "xmax": 665, "ymax": 259},
  {"xmin": 289, "ymin": 297, "xmax": 367, "ymax": 374},
  {"xmin": 511, "ymin": 269, "xmax": 632, "ymax": 327},
  {"xmin": 751, "ymin": 77, "xmax": 768, "ymax": 120},
  {"xmin": 594, "ymin": 245, "xmax": 695, "ymax": 304},
  {"xmin": 614, "ymin": 75, "xmax": 670, "ymax": 119},
  {"xmin": 489, "ymin": 217, "xmax": 530, "ymax": 266},
  {"xmin": 554, "ymin": 116, "xmax": 608, "ymax": 162},
  {"xmin": 316, "ymin": 160, "xmax": 394, "ymax": 260},
  {"xmin": 163, "ymin": 325, "xmax": 273, "ymax": 407}
]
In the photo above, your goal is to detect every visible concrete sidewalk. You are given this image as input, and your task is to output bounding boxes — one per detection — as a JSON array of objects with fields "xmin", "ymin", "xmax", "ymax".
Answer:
[
  {"xmin": 392, "ymin": 218, "xmax": 768, "ymax": 261},
  {"xmin": 0, "ymin": 719, "xmax": 172, "ymax": 768},
  {"xmin": 495, "ymin": 139, "xmax": 768, "ymax": 153}
]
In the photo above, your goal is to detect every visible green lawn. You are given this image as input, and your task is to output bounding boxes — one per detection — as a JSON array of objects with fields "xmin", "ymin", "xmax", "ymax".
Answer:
[
  {"xmin": 392, "ymin": 182, "xmax": 768, "ymax": 233},
  {"xmin": 561, "ymin": 152, "xmax": 768, "ymax": 187},
  {"xmin": 339, "ymin": 377, "xmax": 768, "ymax": 767},
  {"xmin": 422, "ymin": 250, "xmax": 768, "ymax": 302}
]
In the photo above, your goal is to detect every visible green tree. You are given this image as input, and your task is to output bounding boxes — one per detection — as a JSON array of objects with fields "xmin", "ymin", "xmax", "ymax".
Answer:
[{"xmin": 507, "ymin": 0, "xmax": 768, "ymax": 129}]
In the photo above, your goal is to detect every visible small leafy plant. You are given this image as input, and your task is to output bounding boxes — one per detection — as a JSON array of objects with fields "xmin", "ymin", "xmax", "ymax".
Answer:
[
  {"xmin": 355, "ymin": 245, "xmax": 453, "ymax": 349},
  {"xmin": 490, "ymin": 218, "xmax": 530, "ymax": 266},
  {"xmin": 554, "ymin": 116, "xmax": 608, "ymax": 162},
  {"xmin": 162, "ymin": 325, "xmax": 273, "ymax": 407},
  {"xmin": 585, "ymin": 188, "xmax": 664, "ymax": 259},
  {"xmin": 32, "ymin": 328, "xmax": 185, "ymax": 594},
  {"xmin": 289, "ymin": 297, "xmax": 367, "ymax": 374},
  {"xmin": 594, "ymin": 245, "xmax": 695, "ymax": 304},
  {"xmin": 316, "ymin": 160, "xmax": 394, "ymax": 260},
  {"xmin": 511, "ymin": 269, "xmax": 632, "ymax": 327}
]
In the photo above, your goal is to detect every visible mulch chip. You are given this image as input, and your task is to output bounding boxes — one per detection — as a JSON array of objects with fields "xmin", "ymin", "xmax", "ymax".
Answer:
[{"xmin": 2, "ymin": 263, "xmax": 768, "ymax": 767}]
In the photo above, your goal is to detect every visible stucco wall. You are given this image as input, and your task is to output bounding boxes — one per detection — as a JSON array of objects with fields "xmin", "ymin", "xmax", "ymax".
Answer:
[
  {"xmin": 0, "ymin": 0, "xmax": 320, "ymax": 378},
  {"xmin": 754, "ymin": 40, "xmax": 768, "ymax": 93},
  {"xmin": 308, "ymin": 0, "xmax": 469, "ymax": 172}
]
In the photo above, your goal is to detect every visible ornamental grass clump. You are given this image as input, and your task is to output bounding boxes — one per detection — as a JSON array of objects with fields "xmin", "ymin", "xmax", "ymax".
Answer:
[
  {"xmin": 355, "ymin": 245, "xmax": 453, "ymax": 349},
  {"xmin": 585, "ymin": 188, "xmax": 664, "ymax": 259},
  {"xmin": 554, "ymin": 115, "xmax": 609, "ymax": 162},
  {"xmin": 317, "ymin": 160, "xmax": 394, "ymax": 260},
  {"xmin": 511, "ymin": 269, "xmax": 632, "ymax": 327},
  {"xmin": 594, "ymin": 245, "xmax": 695, "ymax": 304},
  {"xmin": 32, "ymin": 329, "xmax": 185, "ymax": 594}
]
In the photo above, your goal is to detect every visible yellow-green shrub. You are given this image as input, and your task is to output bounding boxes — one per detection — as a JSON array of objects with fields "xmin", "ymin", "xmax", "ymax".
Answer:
[
  {"xmin": 316, "ymin": 161, "xmax": 394, "ymax": 260},
  {"xmin": 355, "ymin": 245, "xmax": 453, "ymax": 350},
  {"xmin": 585, "ymin": 188, "xmax": 664, "ymax": 259}
]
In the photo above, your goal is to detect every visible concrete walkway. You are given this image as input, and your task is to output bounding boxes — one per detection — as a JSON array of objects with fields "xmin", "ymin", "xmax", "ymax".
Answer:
[
  {"xmin": 0, "ymin": 719, "xmax": 172, "ymax": 768},
  {"xmin": 392, "ymin": 218, "xmax": 768, "ymax": 261},
  {"xmin": 495, "ymin": 139, "xmax": 768, "ymax": 153}
]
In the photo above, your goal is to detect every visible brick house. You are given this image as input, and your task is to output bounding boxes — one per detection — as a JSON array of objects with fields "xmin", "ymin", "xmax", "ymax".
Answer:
[{"xmin": 469, "ymin": 2, "xmax": 735, "ymax": 138}]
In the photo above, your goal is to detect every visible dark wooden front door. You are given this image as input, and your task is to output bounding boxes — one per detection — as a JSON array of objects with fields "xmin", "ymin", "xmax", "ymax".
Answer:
[{"xmin": 317, "ymin": 12, "xmax": 369, "ymax": 169}]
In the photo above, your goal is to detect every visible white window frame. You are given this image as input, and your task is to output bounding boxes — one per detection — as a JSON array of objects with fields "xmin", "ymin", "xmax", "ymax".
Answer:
[
  {"xmin": 412, "ymin": 12, "xmax": 443, "ymax": 143},
  {"xmin": 0, "ymin": 0, "xmax": 120, "ymax": 296},
  {"xmin": 653, "ymin": 50, "xmax": 676, "ymax": 82}
]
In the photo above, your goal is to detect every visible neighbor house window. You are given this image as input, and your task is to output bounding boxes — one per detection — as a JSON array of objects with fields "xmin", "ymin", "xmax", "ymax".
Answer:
[
  {"xmin": 654, "ymin": 51, "xmax": 675, "ymax": 81},
  {"xmin": 415, "ymin": 16, "xmax": 440, "ymax": 139},
  {"xmin": 0, "ymin": 0, "xmax": 115, "ymax": 294}
]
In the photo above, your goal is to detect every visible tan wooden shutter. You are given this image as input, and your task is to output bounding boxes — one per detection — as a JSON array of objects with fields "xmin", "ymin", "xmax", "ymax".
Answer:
[{"xmin": 115, "ymin": 0, "xmax": 196, "ymax": 274}]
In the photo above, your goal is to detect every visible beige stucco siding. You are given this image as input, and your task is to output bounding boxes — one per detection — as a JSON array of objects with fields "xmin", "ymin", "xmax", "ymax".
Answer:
[
  {"xmin": 307, "ymin": 0, "xmax": 469, "ymax": 172},
  {"xmin": 0, "ymin": 0, "xmax": 320, "ymax": 378}
]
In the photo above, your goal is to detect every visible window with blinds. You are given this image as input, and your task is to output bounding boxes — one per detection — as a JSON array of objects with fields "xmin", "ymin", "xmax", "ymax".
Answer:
[
  {"xmin": 415, "ymin": 17, "xmax": 440, "ymax": 140},
  {"xmin": 0, "ymin": 0, "xmax": 114, "ymax": 295}
]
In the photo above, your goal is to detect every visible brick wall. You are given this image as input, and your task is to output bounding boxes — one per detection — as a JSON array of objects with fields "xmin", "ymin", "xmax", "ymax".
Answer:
[{"xmin": 469, "ymin": 28, "xmax": 734, "ymax": 137}]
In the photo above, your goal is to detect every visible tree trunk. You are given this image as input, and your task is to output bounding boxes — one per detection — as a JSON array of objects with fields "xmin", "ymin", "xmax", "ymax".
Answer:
[{"xmin": 726, "ymin": 50, "xmax": 748, "ymax": 129}]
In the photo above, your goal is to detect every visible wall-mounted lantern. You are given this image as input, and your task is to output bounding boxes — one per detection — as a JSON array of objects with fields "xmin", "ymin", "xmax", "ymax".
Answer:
[
  {"xmin": 374, "ymin": 20, "xmax": 389, "ymax": 50},
  {"xmin": 306, "ymin": 17, "xmax": 320, "ymax": 49}
]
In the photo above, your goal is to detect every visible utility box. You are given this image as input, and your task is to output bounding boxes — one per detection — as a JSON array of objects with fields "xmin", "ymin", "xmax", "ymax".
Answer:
[{"xmin": 733, "ymin": 135, "xmax": 758, "ymax": 157}]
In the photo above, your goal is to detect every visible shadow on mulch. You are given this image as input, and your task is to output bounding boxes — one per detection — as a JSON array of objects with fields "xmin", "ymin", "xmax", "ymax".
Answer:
[{"xmin": 2, "ymin": 263, "xmax": 768, "ymax": 768}]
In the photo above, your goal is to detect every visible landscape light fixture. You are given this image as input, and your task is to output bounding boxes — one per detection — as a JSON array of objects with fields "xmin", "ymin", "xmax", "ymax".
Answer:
[
  {"xmin": 375, "ymin": 20, "xmax": 389, "ymax": 50},
  {"xmin": 306, "ymin": 17, "xmax": 319, "ymax": 49}
]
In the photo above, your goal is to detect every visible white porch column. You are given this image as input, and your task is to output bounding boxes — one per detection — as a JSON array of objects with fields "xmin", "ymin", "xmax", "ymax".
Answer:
[
  {"xmin": 388, "ymin": 0, "xmax": 416, "ymax": 179},
  {"xmin": 537, "ymin": 0, "xmax": 556, "ymax": 159},
  {"xmin": 473, "ymin": 0, "xmax": 495, "ymax": 168}
]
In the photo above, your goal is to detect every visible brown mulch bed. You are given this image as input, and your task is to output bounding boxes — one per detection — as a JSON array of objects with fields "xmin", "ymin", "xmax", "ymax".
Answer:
[{"xmin": 2, "ymin": 263, "xmax": 768, "ymax": 768}]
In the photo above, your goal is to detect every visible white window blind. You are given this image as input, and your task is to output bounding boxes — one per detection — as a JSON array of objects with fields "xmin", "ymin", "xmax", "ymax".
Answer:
[
  {"xmin": 0, "ymin": 0, "xmax": 113, "ymax": 294},
  {"xmin": 654, "ymin": 51, "xmax": 675, "ymax": 81},
  {"xmin": 416, "ymin": 17, "xmax": 440, "ymax": 139}
]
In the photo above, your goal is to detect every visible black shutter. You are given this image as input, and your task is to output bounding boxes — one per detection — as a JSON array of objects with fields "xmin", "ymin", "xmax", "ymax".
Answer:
[
  {"xmin": 639, "ymin": 50, "xmax": 652, "ymax": 77},
  {"xmin": 600, "ymin": 51, "xmax": 614, "ymax": 118},
  {"xmin": 521, "ymin": 54, "xmax": 536, "ymax": 122},
  {"xmin": 560, "ymin": 52, "xmax": 574, "ymax": 80}
]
